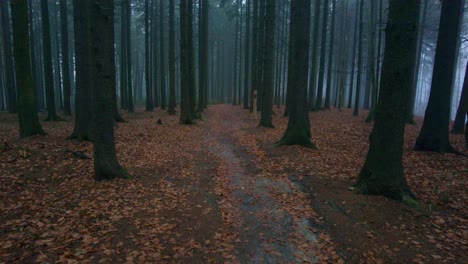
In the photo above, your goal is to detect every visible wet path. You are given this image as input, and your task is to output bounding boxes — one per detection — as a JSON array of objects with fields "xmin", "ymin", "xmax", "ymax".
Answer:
[{"xmin": 203, "ymin": 107, "xmax": 318, "ymax": 263}]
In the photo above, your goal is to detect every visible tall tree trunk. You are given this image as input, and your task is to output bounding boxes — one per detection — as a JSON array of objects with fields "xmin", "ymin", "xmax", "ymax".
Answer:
[
  {"xmin": 179, "ymin": 0, "xmax": 196, "ymax": 124},
  {"xmin": 168, "ymin": 0, "xmax": 176, "ymax": 114},
  {"xmin": 308, "ymin": 0, "xmax": 321, "ymax": 111},
  {"xmin": 414, "ymin": 0, "xmax": 463, "ymax": 154},
  {"xmin": 324, "ymin": 0, "xmax": 337, "ymax": 110},
  {"xmin": 232, "ymin": 0, "xmax": 240, "ymax": 106},
  {"xmin": 259, "ymin": 0, "xmax": 275, "ymax": 128},
  {"xmin": 120, "ymin": 2, "xmax": 128, "ymax": 110},
  {"xmin": 365, "ymin": 0, "xmax": 378, "ymax": 123},
  {"xmin": 126, "ymin": 0, "xmax": 134, "ymax": 112},
  {"xmin": 315, "ymin": 0, "xmax": 329, "ymax": 110},
  {"xmin": 41, "ymin": 0, "xmax": 61, "ymax": 121},
  {"xmin": 356, "ymin": 0, "xmax": 420, "ymax": 204},
  {"xmin": 11, "ymin": 0, "xmax": 45, "ymax": 138},
  {"xmin": 1, "ymin": 0, "xmax": 17, "ymax": 113},
  {"xmin": 159, "ymin": 0, "xmax": 167, "ymax": 110},
  {"xmin": 250, "ymin": 0, "xmax": 259, "ymax": 113},
  {"xmin": 347, "ymin": 0, "xmax": 359, "ymax": 109},
  {"xmin": 68, "ymin": 0, "xmax": 92, "ymax": 141},
  {"xmin": 451, "ymin": 61, "xmax": 468, "ymax": 134},
  {"xmin": 353, "ymin": 0, "xmax": 364, "ymax": 116},
  {"xmin": 277, "ymin": 0, "xmax": 313, "ymax": 147},
  {"xmin": 197, "ymin": 0, "xmax": 208, "ymax": 113},
  {"xmin": 145, "ymin": 0, "xmax": 153, "ymax": 111},
  {"xmin": 90, "ymin": 0, "xmax": 129, "ymax": 181},
  {"xmin": 61, "ymin": 0, "xmax": 71, "ymax": 115},
  {"xmin": 243, "ymin": 0, "xmax": 251, "ymax": 109}
]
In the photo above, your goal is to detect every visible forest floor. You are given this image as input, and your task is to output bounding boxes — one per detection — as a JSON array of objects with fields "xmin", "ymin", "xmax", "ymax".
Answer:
[{"xmin": 0, "ymin": 105, "xmax": 466, "ymax": 264}]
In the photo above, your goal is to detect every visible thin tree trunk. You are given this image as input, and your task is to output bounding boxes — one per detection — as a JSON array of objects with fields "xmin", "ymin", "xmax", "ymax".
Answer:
[
  {"xmin": 1, "ymin": 0, "xmax": 17, "ymax": 113},
  {"xmin": 353, "ymin": 0, "xmax": 364, "ymax": 116},
  {"xmin": 61, "ymin": 0, "xmax": 71, "ymax": 115}
]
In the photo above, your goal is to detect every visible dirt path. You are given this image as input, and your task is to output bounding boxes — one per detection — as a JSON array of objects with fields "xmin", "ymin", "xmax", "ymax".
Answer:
[{"xmin": 203, "ymin": 107, "xmax": 320, "ymax": 263}]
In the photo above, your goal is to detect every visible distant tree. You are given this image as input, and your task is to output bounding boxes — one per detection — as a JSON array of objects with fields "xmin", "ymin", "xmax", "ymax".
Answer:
[
  {"xmin": 365, "ymin": 0, "xmax": 378, "ymax": 123},
  {"xmin": 259, "ymin": 0, "xmax": 275, "ymax": 128},
  {"xmin": 179, "ymin": 0, "xmax": 196, "ymax": 124},
  {"xmin": 353, "ymin": 0, "xmax": 364, "ymax": 116},
  {"xmin": 414, "ymin": 0, "xmax": 463, "ymax": 154},
  {"xmin": 41, "ymin": 0, "xmax": 62, "ymax": 121},
  {"xmin": 159, "ymin": 0, "xmax": 167, "ymax": 110},
  {"xmin": 145, "ymin": 0, "xmax": 153, "ymax": 112},
  {"xmin": 243, "ymin": 0, "xmax": 251, "ymax": 109},
  {"xmin": 168, "ymin": 0, "xmax": 176, "ymax": 115},
  {"xmin": 347, "ymin": 0, "xmax": 359, "ymax": 109},
  {"xmin": 324, "ymin": 0, "xmax": 336, "ymax": 110},
  {"xmin": 10, "ymin": 0, "xmax": 45, "ymax": 138},
  {"xmin": 276, "ymin": 0, "xmax": 314, "ymax": 148},
  {"xmin": 89, "ymin": 0, "xmax": 129, "ymax": 181},
  {"xmin": 315, "ymin": 0, "xmax": 329, "ymax": 110},
  {"xmin": 451, "ymin": 61, "xmax": 467, "ymax": 134},
  {"xmin": 197, "ymin": 0, "xmax": 209, "ymax": 113},
  {"xmin": 1, "ymin": 0, "xmax": 17, "ymax": 113},
  {"xmin": 308, "ymin": 0, "xmax": 321, "ymax": 111},
  {"xmin": 126, "ymin": 0, "xmax": 134, "ymax": 112},
  {"xmin": 60, "ymin": 0, "xmax": 71, "ymax": 116},
  {"xmin": 356, "ymin": 0, "xmax": 420, "ymax": 203},
  {"xmin": 249, "ymin": 0, "xmax": 259, "ymax": 114},
  {"xmin": 68, "ymin": 0, "xmax": 93, "ymax": 141}
]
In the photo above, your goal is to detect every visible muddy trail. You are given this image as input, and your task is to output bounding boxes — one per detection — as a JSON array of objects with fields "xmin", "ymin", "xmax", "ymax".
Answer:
[{"xmin": 202, "ymin": 107, "xmax": 320, "ymax": 263}]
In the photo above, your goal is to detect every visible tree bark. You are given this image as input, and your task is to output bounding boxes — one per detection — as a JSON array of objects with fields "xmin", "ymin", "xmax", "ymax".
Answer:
[
  {"xmin": 356, "ymin": 0, "xmax": 420, "ymax": 204},
  {"xmin": 1, "ymin": 0, "xmax": 17, "ymax": 113},
  {"xmin": 168, "ymin": 0, "xmax": 176, "ymax": 115},
  {"xmin": 451, "ymin": 61, "xmax": 468, "ymax": 134},
  {"xmin": 414, "ymin": 0, "xmax": 463, "ymax": 154},
  {"xmin": 145, "ymin": 0, "xmax": 153, "ymax": 111},
  {"xmin": 11, "ymin": 0, "xmax": 45, "ymax": 138},
  {"xmin": 353, "ymin": 0, "xmax": 364, "ymax": 116},
  {"xmin": 60, "ymin": 0, "xmax": 71, "ymax": 116},
  {"xmin": 324, "ymin": 0, "xmax": 337, "ymax": 110}
]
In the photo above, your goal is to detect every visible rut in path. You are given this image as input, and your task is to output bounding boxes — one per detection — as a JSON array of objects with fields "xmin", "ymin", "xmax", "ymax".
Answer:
[{"xmin": 205, "ymin": 107, "xmax": 319, "ymax": 263}]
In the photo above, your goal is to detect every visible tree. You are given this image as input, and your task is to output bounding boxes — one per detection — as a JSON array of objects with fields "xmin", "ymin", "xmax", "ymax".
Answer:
[
  {"xmin": 145, "ymin": 0, "xmax": 153, "ymax": 111},
  {"xmin": 414, "ymin": 0, "xmax": 463, "ymax": 154},
  {"xmin": 353, "ymin": 0, "xmax": 364, "ymax": 116},
  {"xmin": 258, "ymin": 0, "xmax": 275, "ymax": 128},
  {"xmin": 243, "ymin": 0, "xmax": 251, "ymax": 109},
  {"xmin": 308, "ymin": 0, "xmax": 321, "ymax": 111},
  {"xmin": 249, "ymin": 0, "xmax": 259, "ymax": 113},
  {"xmin": 41, "ymin": 0, "xmax": 62, "ymax": 121},
  {"xmin": 1, "ymin": 0, "xmax": 17, "ymax": 113},
  {"xmin": 347, "ymin": 0, "xmax": 359, "ymax": 109},
  {"xmin": 168, "ymin": 0, "xmax": 176, "ymax": 115},
  {"xmin": 315, "ymin": 0, "xmax": 329, "ymax": 110},
  {"xmin": 365, "ymin": 0, "xmax": 378, "ymax": 123},
  {"xmin": 197, "ymin": 0, "xmax": 209, "ymax": 113},
  {"xmin": 68, "ymin": 0, "xmax": 93, "ymax": 141},
  {"xmin": 355, "ymin": 0, "xmax": 421, "ymax": 203},
  {"xmin": 125, "ymin": 0, "xmax": 134, "ymax": 112},
  {"xmin": 159, "ymin": 0, "xmax": 167, "ymax": 110},
  {"xmin": 89, "ymin": 0, "xmax": 129, "ymax": 181},
  {"xmin": 276, "ymin": 0, "xmax": 314, "ymax": 148},
  {"xmin": 11, "ymin": 0, "xmax": 45, "ymax": 138},
  {"xmin": 324, "ymin": 0, "xmax": 336, "ymax": 110},
  {"xmin": 60, "ymin": 0, "xmax": 71, "ymax": 116},
  {"xmin": 451, "ymin": 61, "xmax": 468, "ymax": 134},
  {"xmin": 179, "ymin": 0, "xmax": 196, "ymax": 124}
]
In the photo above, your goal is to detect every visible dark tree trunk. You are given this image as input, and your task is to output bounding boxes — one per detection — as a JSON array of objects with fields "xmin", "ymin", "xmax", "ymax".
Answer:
[
  {"xmin": 179, "ymin": 0, "xmax": 196, "ymax": 124},
  {"xmin": 308, "ymin": 0, "xmax": 321, "ymax": 111},
  {"xmin": 197, "ymin": 0, "xmax": 208, "ymax": 113},
  {"xmin": 1, "ymin": 0, "xmax": 17, "ymax": 113},
  {"xmin": 41, "ymin": 0, "xmax": 61, "ymax": 121},
  {"xmin": 324, "ymin": 0, "xmax": 337, "ymax": 110},
  {"xmin": 249, "ymin": 0, "xmax": 259, "ymax": 113},
  {"xmin": 120, "ymin": 2, "xmax": 128, "ymax": 110},
  {"xmin": 145, "ymin": 0, "xmax": 153, "ymax": 111},
  {"xmin": 414, "ymin": 0, "xmax": 463, "ymax": 154},
  {"xmin": 356, "ymin": 0, "xmax": 420, "ymax": 204},
  {"xmin": 276, "ymin": 0, "xmax": 314, "ymax": 148},
  {"xmin": 11, "ymin": 0, "xmax": 45, "ymax": 138},
  {"xmin": 259, "ymin": 0, "xmax": 275, "ymax": 128},
  {"xmin": 451, "ymin": 61, "xmax": 468, "ymax": 134},
  {"xmin": 90, "ymin": 0, "xmax": 129, "ymax": 181},
  {"xmin": 347, "ymin": 0, "xmax": 359, "ymax": 109},
  {"xmin": 68, "ymin": 0, "xmax": 93, "ymax": 141},
  {"xmin": 168, "ymin": 0, "xmax": 176, "ymax": 115},
  {"xmin": 243, "ymin": 0, "xmax": 251, "ymax": 109},
  {"xmin": 353, "ymin": 0, "xmax": 364, "ymax": 116},
  {"xmin": 126, "ymin": 0, "xmax": 134, "ymax": 112},
  {"xmin": 315, "ymin": 0, "xmax": 328, "ymax": 110},
  {"xmin": 365, "ymin": 0, "xmax": 378, "ymax": 123},
  {"xmin": 159, "ymin": 0, "xmax": 166, "ymax": 110},
  {"xmin": 60, "ymin": 0, "xmax": 71, "ymax": 116}
]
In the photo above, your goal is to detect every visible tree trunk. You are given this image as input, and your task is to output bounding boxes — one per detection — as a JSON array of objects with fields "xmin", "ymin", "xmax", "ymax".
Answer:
[
  {"xmin": 324, "ymin": 0, "xmax": 337, "ymax": 110},
  {"xmin": 168, "ymin": 0, "xmax": 176, "ymax": 114},
  {"xmin": 60, "ymin": 0, "xmax": 71, "ymax": 116},
  {"xmin": 414, "ymin": 0, "xmax": 463, "ymax": 154},
  {"xmin": 11, "ymin": 0, "xmax": 45, "ymax": 138},
  {"xmin": 347, "ymin": 0, "xmax": 359, "ymax": 109},
  {"xmin": 315, "ymin": 0, "xmax": 328, "ymax": 110},
  {"xmin": 41, "ymin": 0, "xmax": 61, "ymax": 121},
  {"xmin": 276, "ymin": 0, "xmax": 314, "ymax": 148},
  {"xmin": 159, "ymin": 0, "xmax": 167, "ymax": 110},
  {"xmin": 259, "ymin": 0, "xmax": 275, "ymax": 128},
  {"xmin": 68, "ymin": 0, "xmax": 93, "ymax": 141},
  {"xmin": 1, "ymin": 0, "xmax": 17, "ymax": 113},
  {"xmin": 356, "ymin": 0, "xmax": 420, "ymax": 204},
  {"xmin": 451, "ymin": 61, "xmax": 468, "ymax": 134},
  {"xmin": 197, "ymin": 0, "xmax": 208, "ymax": 113},
  {"xmin": 250, "ymin": 0, "xmax": 259, "ymax": 113},
  {"xmin": 353, "ymin": 0, "xmax": 364, "ymax": 116},
  {"xmin": 179, "ymin": 0, "xmax": 196, "ymax": 124},
  {"xmin": 126, "ymin": 0, "xmax": 134, "ymax": 112},
  {"xmin": 145, "ymin": 0, "xmax": 153, "ymax": 111},
  {"xmin": 90, "ymin": 0, "xmax": 129, "ymax": 181},
  {"xmin": 243, "ymin": 0, "xmax": 251, "ymax": 109},
  {"xmin": 365, "ymin": 0, "xmax": 378, "ymax": 123}
]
